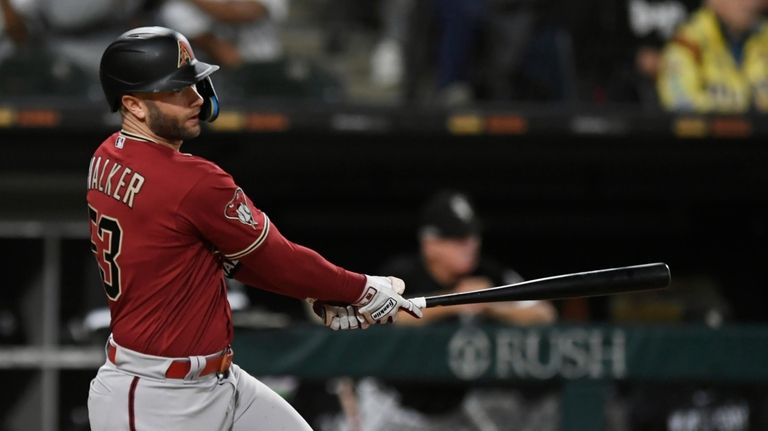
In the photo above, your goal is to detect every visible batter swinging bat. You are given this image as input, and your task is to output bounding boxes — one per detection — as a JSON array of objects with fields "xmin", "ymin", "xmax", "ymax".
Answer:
[{"xmin": 408, "ymin": 262, "xmax": 670, "ymax": 309}]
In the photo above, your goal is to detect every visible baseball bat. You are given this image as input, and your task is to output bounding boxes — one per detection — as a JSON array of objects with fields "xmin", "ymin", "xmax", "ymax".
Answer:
[{"xmin": 408, "ymin": 262, "xmax": 670, "ymax": 309}]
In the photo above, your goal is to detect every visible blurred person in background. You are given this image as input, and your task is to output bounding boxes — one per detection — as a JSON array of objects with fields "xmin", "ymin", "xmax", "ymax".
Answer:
[
  {"xmin": 621, "ymin": 0, "xmax": 696, "ymax": 106},
  {"xmin": 159, "ymin": 0, "xmax": 287, "ymax": 68},
  {"xmin": 0, "ymin": 0, "xmax": 152, "ymax": 98},
  {"xmin": 0, "ymin": 0, "xmax": 38, "ymax": 89},
  {"xmin": 610, "ymin": 0, "xmax": 696, "ymax": 107},
  {"xmin": 0, "ymin": 0, "xmax": 31, "ymax": 91},
  {"xmin": 369, "ymin": 0, "xmax": 413, "ymax": 89},
  {"xmin": 429, "ymin": 0, "xmax": 489, "ymax": 106},
  {"xmin": 477, "ymin": 0, "xmax": 548, "ymax": 103},
  {"xmin": 398, "ymin": 0, "xmax": 573, "ymax": 105},
  {"xmin": 329, "ymin": 190, "xmax": 557, "ymax": 431},
  {"xmin": 159, "ymin": 0, "xmax": 343, "ymax": 101},
  {"xmin": 0, "ymin": 0, "xmax": 28, "ymax": 56},
  {"xmin": 657, "ymin": 0, "xmax": 768, "ymax": 112},
  {"xmin": 391, "ymin": 190, "xmax": 556, "ymax": 328},
  {"xmin": 36, "ymin": 0, "xmax": 148, "ymax": 76},
  {"xmin": 560, "ymin": 0, "xmax": 696, "ymax": 106}
]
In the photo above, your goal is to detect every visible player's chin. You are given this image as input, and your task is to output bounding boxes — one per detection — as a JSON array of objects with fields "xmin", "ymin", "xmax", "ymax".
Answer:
[{"xmin": 181, "ymin": 122, "xmax": 202, "ymax": 139}]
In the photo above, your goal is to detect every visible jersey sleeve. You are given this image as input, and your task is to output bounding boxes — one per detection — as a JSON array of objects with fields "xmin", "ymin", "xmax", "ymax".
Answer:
[
  {"xmin": 177, "ymin": 168, "xmax": 270, "ymax": 258},
  {"xmin": 234, "ymin": 222, "xmax": 366, "ymax": 303},
  {"xmin": 177, "ymin": 167, "xmax": 366, "ymax": 303}
]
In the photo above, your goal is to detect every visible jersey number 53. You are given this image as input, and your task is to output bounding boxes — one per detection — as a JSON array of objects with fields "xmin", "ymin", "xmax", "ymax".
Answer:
[{"xmin": 88, "ymin": 206, "xmax": 123, "ymax": 301}]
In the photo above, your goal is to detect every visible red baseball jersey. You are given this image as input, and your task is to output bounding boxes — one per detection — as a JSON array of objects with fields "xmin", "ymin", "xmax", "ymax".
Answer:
[{"xmin": 87, "ymin": 131, "xmax": 365, "ymax": 357}]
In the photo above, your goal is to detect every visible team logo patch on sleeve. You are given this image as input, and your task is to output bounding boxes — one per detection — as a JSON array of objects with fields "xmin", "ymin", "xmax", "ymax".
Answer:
[{"xmin": 225, "ymin": 188, "xmax": 258, "ymax": 229}]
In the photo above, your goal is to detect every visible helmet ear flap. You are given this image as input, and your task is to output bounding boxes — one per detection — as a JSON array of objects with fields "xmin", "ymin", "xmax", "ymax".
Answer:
[{"xmin": 196, "ymin": 77, "xmax": 220, "ymax": 122}]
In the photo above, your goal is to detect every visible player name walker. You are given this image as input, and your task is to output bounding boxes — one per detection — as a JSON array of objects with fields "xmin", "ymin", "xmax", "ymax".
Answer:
[{"xmin": 87, "ymin": 156, "xmax": 145, "ymax": 208}]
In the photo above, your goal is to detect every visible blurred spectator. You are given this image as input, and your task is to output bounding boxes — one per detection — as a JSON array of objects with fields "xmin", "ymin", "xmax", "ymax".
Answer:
[
  {"xmin": 611, "ymin": 0, "xmax": 697, "ymax": 107},
  {"xmin": 321, "ymin": 0, "xmax": 379, "ymax": 56},
  {"xmin": 160, "ymin": 0, "xmax": 344, "ymax": 101},
  {"xmin": 0, "ymin": 0, "xmax": 36, "ymax": 90},
  {"xmin": 627, "ymin": 384, "xmax": 759, "ymax": 431},
  {"xmin": 0, "ymin": 0, "xmax": 28, "ymax": 50},
  {"xmin": 429, "ymin": 0, "xmax": 489, "ymax": 105},
  {"xmin": 398, "ymin": 0, "xmax": 574, "ymax": 105},
  {"xmin": 392, "ymin": 190, "xmax": 556, "ymax": 327},
  {"xmin": 657, "ymin": 0, "xmax": 768, "ymax": 112},
  {"xmin": 159, "ymin": 0, "xmax": 288, "ymax": 67},
  {"xmin": 38, "ymin": 0, "xmax": 147, "ymax": 75},
  {"xmin": 0, "ymin": 0, "xmax": 151, "ymax": 98},
  {"xmin": 477, "ymin": 0, "xmax": 541, "ymax": 102},
  {"xmin": 369, "ymin": 0, "xmax": 413, "ymax": 88},
  {"xmin": 333, "ymin": 190, "xmax": 556, "ymax": 431},
  {"xmin": 558, "ymin": 0, "xmax": 696, "ymax": 106}
]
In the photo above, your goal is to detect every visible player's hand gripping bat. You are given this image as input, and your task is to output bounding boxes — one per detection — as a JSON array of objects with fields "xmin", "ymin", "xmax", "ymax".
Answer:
[{"xmin": 408, "ymin": 263, "xmax": 670, "ymax": 309}]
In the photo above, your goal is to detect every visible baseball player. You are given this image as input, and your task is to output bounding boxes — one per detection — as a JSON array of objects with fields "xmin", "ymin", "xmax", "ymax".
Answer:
[{"xmin": 87, "ymin": 26, "xmax": 422, "ymax": 431}]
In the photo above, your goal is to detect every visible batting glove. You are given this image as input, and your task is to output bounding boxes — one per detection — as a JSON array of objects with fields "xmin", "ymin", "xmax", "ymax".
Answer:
[
  {"xmin": 310, "ymin": 300, "xmax": 369, "ymax": 331},
  {"xmin": 353, "ymin": 275, "xmax": 423, "ymax": 325}
]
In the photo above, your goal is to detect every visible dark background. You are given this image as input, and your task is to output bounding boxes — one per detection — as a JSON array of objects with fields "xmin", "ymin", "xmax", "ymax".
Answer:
[{"xmin": 2, "ymin": 113, "xmax": 766, "ymax": 324}]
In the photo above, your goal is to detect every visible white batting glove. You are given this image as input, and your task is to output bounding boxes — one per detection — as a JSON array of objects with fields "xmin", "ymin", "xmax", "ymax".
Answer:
[
  {"xmin": 309, "ymin": 300, "xmax": 369, "ymax": 331},
  {"xmin": 353, "ymin": 275, "xmax": 423, "ymax": 325}
]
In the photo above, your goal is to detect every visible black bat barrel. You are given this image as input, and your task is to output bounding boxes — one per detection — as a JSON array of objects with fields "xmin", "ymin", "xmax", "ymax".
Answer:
[{"xmin": 422, "ymin": 262, "xmax": 671, "ymax": 308}]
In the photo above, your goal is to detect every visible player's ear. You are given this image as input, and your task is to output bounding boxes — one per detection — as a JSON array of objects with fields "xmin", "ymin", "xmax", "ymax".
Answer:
[{"xmin": 121, "ymin": 95, "xmax": 147, "ymax": 121}]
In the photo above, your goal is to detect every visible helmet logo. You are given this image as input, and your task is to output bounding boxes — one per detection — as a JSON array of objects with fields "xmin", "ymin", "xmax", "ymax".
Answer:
[{"xmin": 177, "ymin": 40, "xmax": 193, "ymax": 68}]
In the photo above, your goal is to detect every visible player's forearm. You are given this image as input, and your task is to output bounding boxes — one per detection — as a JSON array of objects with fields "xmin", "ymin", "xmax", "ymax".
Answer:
[{"xmin": 234, "ymin": 224, "xmax": 366, "ymax": 303}]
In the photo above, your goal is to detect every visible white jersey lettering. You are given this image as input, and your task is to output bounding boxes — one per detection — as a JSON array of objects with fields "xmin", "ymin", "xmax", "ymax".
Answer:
[
  {"xmin": 104, "ymin": 163, "xmax": 122, "ymax": 196},
  {"xmin": 87, "ymin": 156, "xmax": 96, "ymax": 188},
  {"xmin": 90, "ymin": 157, "xmax": 102, "ymax": 190},
  {"xmin": 98, "ymin": 158, "xmax": 110, "ymax": 192},
  {"xmin": 123, "ymin": 173, "xmax": 145, "ymax": 208},
  {"xmin": 113, "ymin": 167, "xmax": 132, "ymax": 202}
]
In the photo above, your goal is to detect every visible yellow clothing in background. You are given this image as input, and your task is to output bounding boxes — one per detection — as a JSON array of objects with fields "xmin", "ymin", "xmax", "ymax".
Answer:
[{"xmin": 657, "ymin": 8, "xmax": 768, "ymax": 113}]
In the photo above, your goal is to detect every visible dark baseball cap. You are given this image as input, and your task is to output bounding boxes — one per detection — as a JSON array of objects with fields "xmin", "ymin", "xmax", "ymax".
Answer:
[{"xmin": 419, "ymin": 191, "xmax": 482, "ymax": 238}]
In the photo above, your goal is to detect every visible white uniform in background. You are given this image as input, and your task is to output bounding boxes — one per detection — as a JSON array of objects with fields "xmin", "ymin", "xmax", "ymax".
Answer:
[{"xmin": 159, "ymin": 0, "xmax": 288, "ymax": 63}]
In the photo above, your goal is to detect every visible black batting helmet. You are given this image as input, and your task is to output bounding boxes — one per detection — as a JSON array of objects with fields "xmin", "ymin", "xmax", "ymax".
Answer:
[{"xmin": 99, "ymin": 26, "xmax": 220, "ymax": 122}]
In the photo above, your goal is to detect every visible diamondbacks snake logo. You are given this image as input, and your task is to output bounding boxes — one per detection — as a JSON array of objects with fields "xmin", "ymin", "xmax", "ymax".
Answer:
[
  {"xmin": 225, "ymin": 188, "xmax": 257, "ymax": 229},
  {"xmin": 177, "ymin": 40, "xmax": 192, "ymax": 68}
]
